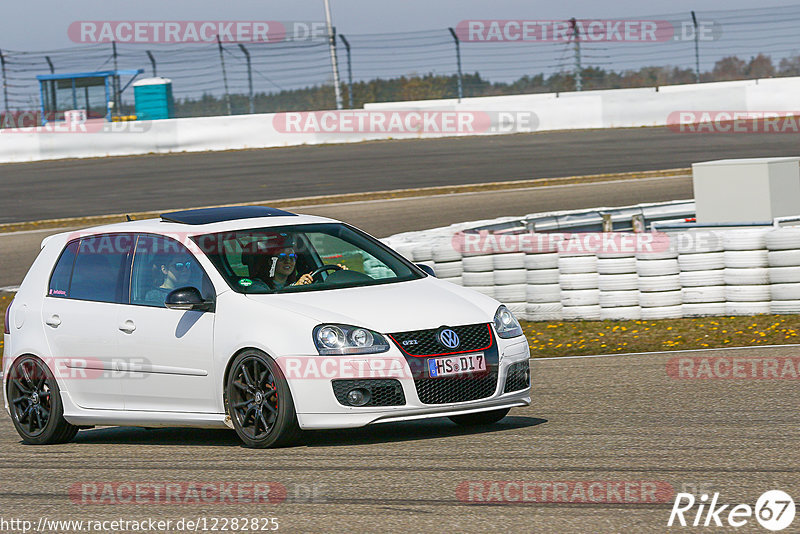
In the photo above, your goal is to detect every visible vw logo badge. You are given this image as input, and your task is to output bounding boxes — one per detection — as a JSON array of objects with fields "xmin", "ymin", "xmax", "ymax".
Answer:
[{"xmin": 438, "ymin": 328, "xmax": 460, "ymax": 349}]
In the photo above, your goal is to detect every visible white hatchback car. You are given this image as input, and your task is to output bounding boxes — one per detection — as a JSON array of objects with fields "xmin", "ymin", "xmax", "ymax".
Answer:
[{"xmin": 3, "ymin": 207, "xmax": 531, "ymax": 448}]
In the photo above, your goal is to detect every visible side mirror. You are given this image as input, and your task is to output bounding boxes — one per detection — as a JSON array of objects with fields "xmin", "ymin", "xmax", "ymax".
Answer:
[
  {"xmin": 165, "ymin": 287, "xmax": 214, "ymax": 312},
  {"xmin": 416, "ymin": 264, "xmax": 436, "ymax": 277}
]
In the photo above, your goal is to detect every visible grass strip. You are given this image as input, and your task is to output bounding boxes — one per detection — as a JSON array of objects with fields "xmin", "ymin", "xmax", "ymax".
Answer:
[{"xmin": 522, "ymin": 315, "xmax": 800, "ymax": 358}]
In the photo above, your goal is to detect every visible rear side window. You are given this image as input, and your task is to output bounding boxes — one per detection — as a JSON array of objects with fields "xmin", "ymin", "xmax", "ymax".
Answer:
[
  {"xmin": 130, "ymin": 234, "xmax": 214, "ymax": 308},
  {"xmin": 48, "ymin": 240, "xmax": 79, "ymax": 298},
  {"xmin": 69, "ymin": 234, "xmax": 133, "ymax": 303}
]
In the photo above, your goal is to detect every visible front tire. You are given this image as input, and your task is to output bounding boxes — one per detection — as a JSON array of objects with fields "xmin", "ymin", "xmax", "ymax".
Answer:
[
  {"xmin": 225, "ymin": 350, "xmax": 301, "ymax": 448},
  {"xmin": 449, "ymin": 408, "xmax": 510, "ymax": 426},
  {"xmin": 7, "ymin": 356, "xmax": 79, "ymax": 445}
]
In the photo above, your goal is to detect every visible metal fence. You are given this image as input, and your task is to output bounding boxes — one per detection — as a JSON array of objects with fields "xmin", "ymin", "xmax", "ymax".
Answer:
[{"xmin": 1, "ymin": 4, "xmax": 799, "ymax": 118}]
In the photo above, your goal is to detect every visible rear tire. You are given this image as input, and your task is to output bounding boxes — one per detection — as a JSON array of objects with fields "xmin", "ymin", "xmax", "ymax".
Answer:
[
  {"xmin": 226, "ymin": 350, "xmax": 302, "ymax": 449},
  {"xmin": 7, "ymin": 356, "xmax": 79, "ymax": 445},
  {"xmin": 449, "ymin": 408, "xmax": 510, "ymax": 426}
]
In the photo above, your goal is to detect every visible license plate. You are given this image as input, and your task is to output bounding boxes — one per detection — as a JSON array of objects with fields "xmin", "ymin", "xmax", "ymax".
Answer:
[{"xmin": 428, "ymin": 353, "xmax": 486, "ymax": 378}]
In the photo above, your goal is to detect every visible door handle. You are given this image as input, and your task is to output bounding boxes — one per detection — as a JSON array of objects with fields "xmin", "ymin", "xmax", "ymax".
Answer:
[
  {"xmin": 45, "ymin": 315, "xmax": 61, "ymax": 328},
  {"xmin": 119, "ymin": 320, "xmax": 136, "ymax": 334}
]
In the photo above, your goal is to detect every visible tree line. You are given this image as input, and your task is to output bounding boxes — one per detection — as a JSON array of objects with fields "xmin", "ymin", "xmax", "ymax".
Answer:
[{"xmin": 170, "ymin": 53, "xmax": 800, "ymax": 117}]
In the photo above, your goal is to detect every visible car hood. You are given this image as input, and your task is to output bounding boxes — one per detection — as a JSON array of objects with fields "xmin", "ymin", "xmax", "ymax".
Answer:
[{"xmin": 245, "ymin": 277, "xmax": 498, "ymax": 333}]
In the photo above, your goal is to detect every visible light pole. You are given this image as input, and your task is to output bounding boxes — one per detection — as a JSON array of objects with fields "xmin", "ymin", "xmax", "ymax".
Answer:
[
  {"xmin": 691, "ymin": 11, "xmax": 701, "ymax": 83},
  {"xmin": 569, "ymin": 18, "xmax": 582, "ymax": 92},
  {"xmin": 448, "ymin": 28, "xmax": 463, "ymax": 102},
  {"xmin": 339, "ymin": 34, "xmax": 353, "ymax": 108},
  {"xmin": 238, "ymin": 44, "xmax": 255, "ymax": 114},
  {"xmin": 146, "ymin": 51, "xmax": 157, "ymax": 77},
  {"xmin": 324, "ymin": 0, "xmax": 343, "ymax": 110}
]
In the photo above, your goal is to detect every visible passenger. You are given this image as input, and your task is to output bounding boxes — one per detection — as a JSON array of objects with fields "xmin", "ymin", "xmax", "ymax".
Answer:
[{"xmin": 145, "ymin": 254, "xmax": 194, "ymax": 304}]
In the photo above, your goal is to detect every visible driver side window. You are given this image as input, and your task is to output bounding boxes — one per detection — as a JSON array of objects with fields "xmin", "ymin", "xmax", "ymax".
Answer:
[{"xmin": 130, "ymin": 235, "xmax": 213, "ymax": 308}]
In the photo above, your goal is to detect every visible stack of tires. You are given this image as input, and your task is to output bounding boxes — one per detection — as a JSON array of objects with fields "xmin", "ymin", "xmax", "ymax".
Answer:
[
  {"xmin": 678, "ymin": 231, "xmax": 726, "ymax": 317},
  {"xmin": 559, "ymin": 253, "xmax": 600, "ymax": 321},
  {"xmin": 462, "ymin": 247, "xmax": 496, "ymax": 298},
  {"xmin": 635, "ymin": 245, "xmax": 681, "ymax": 319},
  {"xmin": 393, "ymin": 242, "xmax": 417, "ymax": 262},
  {"xmin": 432, "ymin": 241, "xmax": 463, "ymax": 285},
  {"xmin": 493, "ymin": 252, "xmax": 527, "ymax": 320},
  {"xmin": 767, "ymin": 228, "xmax": 800, "ymax": 314},
  {"xmin": 722, "ymin": 230, "xmax": 771, "ymax": 315},
  {"xmin": 411, "ymin": 244, "xmax": 435, "ymax": 273},
  {"xmin": 525, "ymin": 251, "xmax": 562, "ymax": 322},
  {"xmin": 597, "ymin": 252, "xmax": 641, "ymax": 320}
]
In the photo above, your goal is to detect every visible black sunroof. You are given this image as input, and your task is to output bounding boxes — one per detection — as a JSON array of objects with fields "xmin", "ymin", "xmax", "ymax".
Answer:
[{"xmin": 160, "ymin": 206, "xmax": 297, "ymax": 225}]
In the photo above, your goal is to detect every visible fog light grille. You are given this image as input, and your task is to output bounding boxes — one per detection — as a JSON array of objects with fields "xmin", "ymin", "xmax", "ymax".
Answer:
[
  {"xmin": 503, "ymin": 360, "xmax": 530, "ymax": 393},
  {"xmin": 332, "ymin": 379, "xmax": 406, "ymax": 407}
]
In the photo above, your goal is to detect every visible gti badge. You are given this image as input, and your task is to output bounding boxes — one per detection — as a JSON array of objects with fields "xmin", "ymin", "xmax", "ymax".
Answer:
[{"xmin": 438, "ymin": 328, "xmax": 460, "ymax": 349}]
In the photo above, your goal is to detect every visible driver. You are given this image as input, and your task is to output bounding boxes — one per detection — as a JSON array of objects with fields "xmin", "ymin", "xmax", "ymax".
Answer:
[
  {"xmin": 242, "ymin": 235, "xmax": 348, "ymax": 291},
  {"xmin": 266, "ymin": 245, "xmax": 348, "ymax": 289},
  {"xmin": 267, "ymin": 245, "xmax": 313, "ymax": 289}
]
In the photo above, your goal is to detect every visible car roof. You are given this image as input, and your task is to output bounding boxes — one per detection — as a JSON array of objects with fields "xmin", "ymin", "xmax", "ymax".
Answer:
[
  {"xmin": 62, "ymin": 208, "xmax": 341, "ymax": 239},
  {"xmin": 161, "ymin": 206, "xmax": 298, "ymax": 225}
]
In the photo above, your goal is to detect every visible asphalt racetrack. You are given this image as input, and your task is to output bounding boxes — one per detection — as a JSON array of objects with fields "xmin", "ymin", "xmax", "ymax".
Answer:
[
  {"xmin": 1, "ymin": 126, "xmax": 799, "ymax": 223},
  {"xmin": 0, "ymin": 175, "xmax": 693, "ymax": 288},
  {"xmin": 1, "ymin": 348, "xmax": 798, "ymax": 533}
]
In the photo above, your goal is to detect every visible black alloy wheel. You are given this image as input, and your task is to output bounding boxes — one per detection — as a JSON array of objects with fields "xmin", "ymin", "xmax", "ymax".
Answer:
[
  {"xmin": 7, "ymin": 356, "xmax": 78, "ymax": 445},
  {"xmin": 226, "ymin": 350, "xmax": 301, "ymax": 448}
]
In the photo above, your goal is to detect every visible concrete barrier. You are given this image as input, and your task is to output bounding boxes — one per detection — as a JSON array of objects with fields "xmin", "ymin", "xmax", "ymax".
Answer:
[{"xmin": 2, "ymin": 77, "xmax": 800, "ymax": 163}]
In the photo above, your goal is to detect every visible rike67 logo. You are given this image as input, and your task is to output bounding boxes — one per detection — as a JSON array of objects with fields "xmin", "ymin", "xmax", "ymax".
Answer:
[{"xmin": 668, "ymin": 490, "xmax": 795, "ymax": 531}]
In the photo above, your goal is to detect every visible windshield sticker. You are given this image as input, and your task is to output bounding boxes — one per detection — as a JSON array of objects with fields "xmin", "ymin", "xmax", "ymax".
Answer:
[{"xmin": 239, "ymin": 278, "xmax": 253, "ymax": 287}]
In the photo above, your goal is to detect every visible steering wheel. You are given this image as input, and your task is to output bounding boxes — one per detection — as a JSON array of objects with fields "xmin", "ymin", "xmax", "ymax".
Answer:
[{"xmin": 309, "ymin": 264, "xmax": 343, "ymax": 282}]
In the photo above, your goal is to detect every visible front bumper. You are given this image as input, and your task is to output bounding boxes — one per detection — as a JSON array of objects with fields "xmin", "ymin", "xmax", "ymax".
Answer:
[{"xmin": 285, "ymin": 337, "xmax": 531, "ymax": 430}]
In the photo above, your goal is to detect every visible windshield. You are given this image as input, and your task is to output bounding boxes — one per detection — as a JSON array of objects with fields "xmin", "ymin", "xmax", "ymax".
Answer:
[{"xmin": 192, "ymin": 223, "xmax": 425, "ymax": 294}]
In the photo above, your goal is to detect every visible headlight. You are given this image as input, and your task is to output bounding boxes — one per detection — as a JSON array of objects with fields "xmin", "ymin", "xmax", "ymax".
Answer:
[
  {"xmin": 313, "ymin": 324, "xmax": 389, "ymax": 355},
  {"xmin": 494, "ymin": 305, "xmax": 523, "ymax": 339}
]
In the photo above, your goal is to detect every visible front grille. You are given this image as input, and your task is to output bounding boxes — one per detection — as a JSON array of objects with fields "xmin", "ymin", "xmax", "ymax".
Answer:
[
  {"xmin": 389, "ymin": 323, "xmax": 493, "ymax": 356},
  {"xmin": 504, "ymin": 361, "xmax": 531, "ymax": 393},
  {"xmin": 414, "ymin": 369, "xmax": 498, "ymax": 404},
  {"xmin": 332, "ymin": 379, "xmax": 406, "ymax": 407}
]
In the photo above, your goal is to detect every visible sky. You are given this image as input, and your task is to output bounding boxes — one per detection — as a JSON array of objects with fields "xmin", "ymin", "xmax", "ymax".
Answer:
[
  {"xmin": 2, "ymin": 0, "xmax": 798, "ymax": 109},
  {"xmin": 1, "ymin": 0, "xmax": 793, "ymax": 51}
]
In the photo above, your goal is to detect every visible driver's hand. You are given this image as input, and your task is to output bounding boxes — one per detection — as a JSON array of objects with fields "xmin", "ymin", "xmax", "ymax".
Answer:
[
  {"xmin": 337, "ymin": 264, "xmax": 348, "ymax": 270},
  {"xmin": 294, "ymin": 273, "xmax": 314, "ymax": 286}
]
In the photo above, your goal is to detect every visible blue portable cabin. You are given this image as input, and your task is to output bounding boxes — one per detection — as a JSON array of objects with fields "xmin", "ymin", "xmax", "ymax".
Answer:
[
  {"xmin": 36, "ymin": 69, "xmax": 144, "ymax": 125},
  {"xmin": 133, "ymin": 77, "xmax": 175, "ymax": 120}
]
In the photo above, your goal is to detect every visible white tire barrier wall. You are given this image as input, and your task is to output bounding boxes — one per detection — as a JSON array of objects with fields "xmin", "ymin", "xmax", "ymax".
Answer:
[
  {"xmin": 559, "ymin": 253, "xmax": 600, "ymax": 320},
  {"xmin": 525, "ymin": 251, "xmax": 562, "ymax": 321},
  {"xmin": 391, "ymin": 227, "xmax": 800, "ymax": 321},
  {"xmin": 636, "ymin": 245, "xmax": 681, "ymax": 319},
  {"xmin": 597, "ymin": 253, "xmax": 640, "ymax": 320},
  {"xmin": 768, "ymin": 228, "xmax": 800, "ymax": 314}
]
